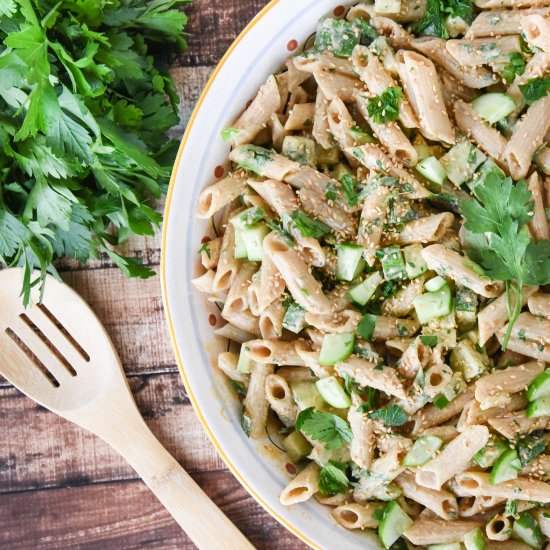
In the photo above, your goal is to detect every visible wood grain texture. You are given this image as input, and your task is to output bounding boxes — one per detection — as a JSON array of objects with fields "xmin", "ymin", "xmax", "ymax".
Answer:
[{"xmin": 0, "ymin": 0, "xmax": 308, "ymax": 548}]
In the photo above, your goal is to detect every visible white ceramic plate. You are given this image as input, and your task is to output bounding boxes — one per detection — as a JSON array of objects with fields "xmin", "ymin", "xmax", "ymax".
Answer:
[{"xmin": 161, "ymin": 2, "xmax": 381, "ymax": 548}]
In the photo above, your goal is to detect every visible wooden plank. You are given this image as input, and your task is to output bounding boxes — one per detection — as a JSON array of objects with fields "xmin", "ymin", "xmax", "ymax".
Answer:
[
  {"xmin": 0, "ymin": 475, "xmax": 307, "ymax": 550},
  {"xmin": 0, "ymin": 373, "xmax": 228, "ymax": 492}
]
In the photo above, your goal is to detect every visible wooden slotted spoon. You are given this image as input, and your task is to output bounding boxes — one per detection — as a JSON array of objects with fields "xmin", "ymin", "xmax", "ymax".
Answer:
[{"xmin": 0, "ymin": 268, "xmax": 254, "ymax": 550}]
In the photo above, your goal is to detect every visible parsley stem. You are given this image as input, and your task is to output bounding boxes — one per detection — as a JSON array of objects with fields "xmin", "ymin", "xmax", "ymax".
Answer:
[{"xmin": 502, "ymin": 280, "xmax": 523, "ymax": 351}]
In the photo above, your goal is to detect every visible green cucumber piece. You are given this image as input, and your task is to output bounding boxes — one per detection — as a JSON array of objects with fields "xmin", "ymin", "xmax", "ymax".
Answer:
[
  {"xmin": 415, "ymin": 156, "xmax": 447, "ymax": 186},
  {"xmin": 440, "ymin": 141, "xmax": 486, "ymax": 187},
  {"xmin": 316, "ymin": 376, "xmax": 352, "ymax": 409},
  {"xmin": 349, "ymin": 271, "xmax": 383, "ymax": 305},
  {"xmin": 527, "ymin": 370, "xmax": 550, "ymax": 402},
  {"xmin": 282, "ymin": 431, "xmax": 313, "ymax": 463},
  {"xmin": 526, "ymin": 395, "xmax": 550, "ymax": 418},
  {"xmin": 290, "ymin": 381, "xmax": 324, "ymax": 411},
  {"xmin": 427, "ymin": 544, "xmax": 462, "ymax": 550},
  {"xmin": 490, "ymin": 449, "xmax": 522, "ymax": 485},
  {"xmin": 233, "ymin": 228, "xmax": 248, "ymax": 259},
  {"xmin": 283, "ymin": 302, "xmax": 307, "ymax": 334},
  {"xmin": 374, "ymin": 0, "xmax": 401, "ymax": 13},
  {"xmin": 319, "ymin": 332, "xmax": 355, "ymax": 366},
  {"xmin": 241, "ymin": 222, "xmax": 269, "ymax": 261},
  {"xmin": 379, "ymin": 246, "xmax": 407, "ymax": 281},
  {"xmin": 403, "ymin": 244, "xmax": 428, "ymax": 279},
  {"xmin": 450, "ymin": 339, "xmax": 489, "ymax": 381},
  {"xmin": 337, "ymin": 243, "xmax": 367, "ymax": 282},
  {"xmin": 282, "ymin": 136, "xmax": 316, "ymax": 165},
  {"xmin": 463, "ymin": 527, "xmax": 486, "ymax": 550},
  {"xmin": 471, "ymin": 93, "xmax": 516, "ymax": 125},
  {"xmin": 413, "ymin": 284, "xmax": 452, "ymax": 324},
  {"xmin": 512, "ymin": 512, "xmax": 544, "ymax": 550},
  {"xmin": 378, "ymin": 501, "xmax": 413, "ymax": 549},
  {"xmin": 357, "ymin": 314, "xmax": 377, "ymax": 342},
  {"xmin": 425, "ymin": 276, "xmax": 447, "ymax": 292},
  {"xmin": 349, "ymin": 125, "xmax": 375, "ymax": 145},
  {"xmin": 237, "ymin": 346, "xmax": 253, "ymax": 374},
  {"xmin": 403, "ymin": 435, "xmax": 443, "ymax": 467}
]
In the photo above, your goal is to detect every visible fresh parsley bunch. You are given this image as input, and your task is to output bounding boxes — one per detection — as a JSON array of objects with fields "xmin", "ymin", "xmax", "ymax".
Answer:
[
  {"xmin": 462, "ymin": 172, "xmax": 550, "ymax": 349},
  {"xmin": 0, "ymin": 0, "xmax": 189, "ymax": 303}
]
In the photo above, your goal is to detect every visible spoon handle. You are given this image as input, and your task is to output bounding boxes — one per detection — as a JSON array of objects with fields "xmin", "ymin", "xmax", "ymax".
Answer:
[{"xmin": 102, "ymin": 411, "xmax": 255, "ymax": 550}]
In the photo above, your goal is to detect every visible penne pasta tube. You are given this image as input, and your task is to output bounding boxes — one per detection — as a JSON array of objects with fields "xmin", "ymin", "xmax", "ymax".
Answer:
[
  {"xmin": 411, "ymin": 36, "xmax": 495, "ymax": 89},
  {"xmin": 502, "ymin": 311, "xmax": 550, "ymax": 345},
  {"xmin": 315, "ymin": 492, "xmax": 350, "ymax": 506},
  {"xmin": 475, "ymin": 361, "xmax": 545, "ymax": 409},
  {"xmin": 522, "ymin": 454, "xmax": 550, "ymax": 481},
  {"xmin": 247, "ymin": 339, "xmax": 306, "ymax": 367},
  {"xmin": 348, "ymin": 395, "xmax": 376, "ymax": 470},
  {"xmin": 521, "ymin": 14, "xmax": 550, "ymax": 52},
  {"xmin": 468, "ymin": 393, "xmax": 529, "ymax": 425},
  {"xmin": 327, "ymin": 97, "xmax": 358, "ymax": 164},
  {"xmin": 222, "ymin": 262, "xmax": 258, "ymax": 318},
  {"xmin": 305, "ymin": 309, "xmax": 361, "ymax": 334},
  {"xmin": 263, "ymin": 233, "xmax": 331, "ymax": 314},
  {"xmin": 352, "ymin": 45, "xmax": 418, "ymax": 128},
  {"xmin": 446, "ymin": 36, "xmax": 521, "ymax": 67},
  {"xmin": 331, "ymin": 502, "xmax": 385, "ymax": 530},
  {"xmin": 294, "ymin": 344, "xmax": 334, "ymax": 379},
  {"xmin": 265, "ymin": 374, "xmax": 298, "ymax": 426},
  {"xmin": 336, "ymin": 356, "xmax": 407, "ymax": 399},
  {"xmin": 372, "ymin": 315, "xmax": 420, "ymax": 341},
  {"xmin": 396, "ymin": 50, "xmax": 455, "ymax": 144},
  {"xmin": 423, "ymin": 364, "xmax": 453, "ymax": 399},
  {"xmin": 230, "ymin": 75, "xmax": 282, "ymax": 146},
  {"xmin": 214, "ymin": 322, "xmax": 255, "ymax": 344},
  {"xmin": 505, "ymin": 95, "xmax": 550, "ymax": 180},
  {"xmin": 197, "ymin": 176, "xmax": 247, "ymax": 219},
  {"xmin": 486, "ymin": 514, "xmax": 513, "ymax": 541},
  {"xmin": 275, "ymin": 366, "xmax": 317, "ymax": 385},
  {"xmin": 284, "ymin": 102, "xmax": 316, "ymax": 131},
  {"xmin": 280, "ymin": 462, "xmax": 320, "ymax": 505},
  {"xmin": 499, "ymin": 336, "xmax": 550, "ymax": 362},
  {"xmin": 486, "ymin": 542, "xmax": 533, "ymax": 550},
  {"xmin": 416, "ymin": 425, "xmax": 489, "ymax": 490},
  {"xmin": 256, "ymin": 251, "xmax": 285, "ymax": 313},
  {"xmin": 383, "ymin": 213, "xmax": 455, "ymax": 245},
  {"xmin": 403, "ymin": 516, "xmax": 482, "ymax": 545},
  {"xmin": 259, "ymin": 300, "xmax": 285, "ymax": 339},
  {"xmin": 370, "ymin": 16, "xmax": 414, "ymax": 50},
  {"xmin": 313, "ymin": 70, "xmax": 364, "ymax": 103},
  {"xmin": 422, "ymin": 425, "xmax": 459, "ymax": 443},
  {"xmin": 475, "ymin": 0, "xmax": 550, "ymax": 7},
  {"xmin": 477, "ymin": 285, "xmax": 538, "ymax": 346},
  {"xmin": 527, "ymin": 172, "xmax": 550, "ymax": 241},
  {"xmin": 454, "ymin": 100, "xmax": 507, "ymax": 164},
  {"xmin": 454, "ymin": 471, "xmax": 550, "ymax": 503},
  {"xmin": 488, "ymin": 409, "xmax": 549, "ymax": 439},
  {"xmin": 466, "ymin": 8, "xmax": 550, "ymax": 38},
  {"xmin": 285, "ymin": 58, "xmax": 310, "ymax": 92},
  {"xmin": 396, "ymin": 471, "xmax": 458, "ymax": 520},
  {"xmin": 244, "ymin": 362, "xmax": 274, "ymax": 438},
  {"xmin": 422, "ymin": 244, "xmax": 503, "ymax": 298},
  {"xmin": 270, "ymin": 113, "xmax": 287, "ymax": 150},
  {"xmin": 229, "ymin": 146, "xmax": 300, "ymax": 181},
  {"xmin": 217, "ymin": 352, "xmax": 249, "ymax": 384},
  {"xmin": 200, "ymin": 237, "xmax": 222, "ymax": 270},
  {"xmin": 396, "ymin": 335, "xmax": 432, "ymax": 379},
  {"xmin": 312, "ymin": 89, "xmax": 333, "ymax": 149},
  {"xmin": 382, "ymin": 275, "xmax": 426, "ymax": 318},
  {"xmin": 528, "ymin": 292, "xmax": 550, "ymax": 317},
  {"xmin": 221, "ymin": 307, "xmax": 260, "ymax": 336}
]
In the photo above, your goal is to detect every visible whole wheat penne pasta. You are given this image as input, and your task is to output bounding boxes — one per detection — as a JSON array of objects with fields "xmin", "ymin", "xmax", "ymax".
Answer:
[
  {"xmin": 265, "ymin": 374, "xmax": 298, "ymax": 426},
  {"xmin": 396, "ymin": 471, "xmax": 458, "ymax": 520},
  {"xmin": 488, "ymin": 410, "xmax": 549, "ymax": 439},
  {"xmin": 500, "ymin": 335, "xmax": 550, "ymax": 361},
  {"xmin": 382, "ymin": 275, "xmax": 426, "ymax": 318},
  {"xmin": 229, "ymin": 146, "xmax": 299, "ymax": 181},
  {"xmin": 455, "ymin": 471, "xmax": 550, "ymax": 503},
  {"xmin": 247, "ymin": 339, "xmax": 306, "ymax": 366},
  {"xmin": 422, "ymin": 244, "xmax": 503, "ymax": 298},
  {"xmin": 332, "ymin": 502, "xmax": 385, "ymax": 530},
  {"xmin": 214, "ymin": 322, "xmax": 255, "ymax": 344},
  {"xmin": 199, "ymin": 237, "xmax": 222, "ymax": 270},
  {"xmin": 527, "ymin": 172, "xmax": 550, "ymax": 241},
  {"xmin": 288, "ymin": 86, "xmax": 308, "ymax": 110},
  {"xmin": 293, "ymin": 52, "xmax": 355, "ymax": 77},
  {"xmin": 411, "ymin": 36, "xmax": 496, "ymax": 89},
  {"xmin": 528, "ymin": 292, "xmax": 550, "ymax": 317},
  {"xmin": 221, "ymin": 308, "xmax": 260, "ymax": 336},
  {"xmin": 370, "ymin": 16, "xmax": 414, "ymax": 50},
  {"xmin": 412, "ymin": 388, "xmax": 476, "ymax": 434},
  {"xmin": 264, "ymin": 233, "xmax": 331, "ymax": 314},
  {"xmin": 285, "ymin": 58, "xmax": 310, "ymax": 93},
  {"xmin": 256, "ymin": 251, "xmax": 285, "ymax": 313},
  {"xmin": 522, "ymin": 14, "xmax": 550, "ymax": 51},
  {"xmin": 229, "ymin": 75, "xmax": 281, "ymax": 146},
  {"xmin": 424, "ymin": 364, "xmax": 454, "ymax": 399},
  {"xmin": 218, "ymin": 352, "xmax": 249, "ymax": 384},
  {"xmin": 348, "ymin": 144, "xmax": 430, "ymax": 199},
  {"xmin": 475, "ymin": 361, "xmax": 545, "ymax": 408},
  {"xmin": 276, "ymin": 365, "xmax": 317, "ymax": 385},
  {"xmin": 386, "ymin": 337, "xmax": 415, "ymax": 355},
  {"xmin": 466, "ymin": 8, "xmax": 550, "ymax": 38},
  {"xmin": 285, "ymin": 103, "xmax": 316, "ymax": 131},
  {"xmin": 486, "ymin": 542, "xmax": 532, "ymax": 550},
  {"xmin": 522, "ymin": 454, "xmax": 550, "ymax": 481},
  {"xmin": 439, "ymin": 70, "xmax": 479, "ymax": 108},
  {"xmin": 423, "ymin": 426, "xmax": 459, "ymax": 443},
  {"xmin": 294, "ymin": 344, "xmax": 334, "ymax": 379},
  {"xmin": 313, "ymin": 70, "xmax": 364, "ymax": 103},
  {"xmin": 506, "ymin": 95, "xmax": 550, "ymax": 180},
  {"xmin": 280, "ymin": 462, "xmax": 320, "ymax": 505},
  {"xmin": 352, "ymin": 46, "xmax": 418, "ymax": 128},
  {"xmin": 458, "ymin": 496, "xmax": 488, "ymax": 518},
  {"xmin": 486, "ymin": 514, "xmax": 513, "ymax": 541},
  {"xmin": 403, "ymin": 516, "xmax": 482, "ymax": 545},
  {"xmin": 244, "ymin": 362, "xmax": 274, "ymax": 438},
  {"xmin": 447, "ymin": 36, "xmax": 521, "ymax": 67},
  {"xmin": 259, "ymin": 300, "xmax": 285, "ymax": 339},
  {"xmin": 316, "ymin": 492, "xmax": 350, "ymax": 506},
  {"xmin": 454, "ymin": 100, "xmax": 508, "ymax": 164},
  {"xmin": 469, "ymin": 393, "xmax": 529, "ymax": 425},
  {"xmin": 336, "ymin": 356, "xmax": 407, "ymax": 399},
  {"xmin": 191, "ymin": 269, "xmax": 217, "ymax": 294},
  {"xmin": 348, "ymin": 395, "xmax": 376, "ymax": 470},
  {"xmin": 222, "ymin": 262, "xmax": 258, "ymax": 318},
  {"xmin": 197, "ymin": 176, "xmax": 247, "ymax": 219},
  {"xmin": 476, "ymin": 0, "xmax": 550, "ymax": 7},
  {"xmin": 327, "ymin": 98, "xmax": 358, "ymax": 163},
  {"xmin": 396, "ymin": 50, "xmax": 456, "ymax": 144},
  {"xmin": 270, "ymin": 113, "xmax": 287, "ymax": 150},
  {"xmin": 416, "ymin": 425, "xmax": 489, "ymax": 490},
  {"xmin": 477, "ymin": 285, "xmax": 538, "ymax": 346},
  {"xmin": 372, "ymin": 315, "xmax": 420, "ymax": 340},
  {"xmin": 504, "ymin": 311, "xmax": 550, "ymax": 345},
  {"xmin": 383, "ymin": 213, "xmax": 455, "ymax": 245},
  {"xmin": 397, "ymin": 335, "xmax": 432, "ymax": 379},
  {"xmin": 355, "ymin": 93, "xmax": 418, "ymax": 166},
  {"xmin": 305, "ymin": 309, "xmax": 361, "ymax": 334},
  {"xmin": 312, "ymin": 89, "xmax": 333, "ymax": 149}
]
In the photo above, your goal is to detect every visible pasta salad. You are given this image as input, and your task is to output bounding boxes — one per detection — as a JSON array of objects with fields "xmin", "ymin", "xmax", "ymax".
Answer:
[{"xmin": 194, "ymin": 1, "xmax": 550, "ymax": 547}]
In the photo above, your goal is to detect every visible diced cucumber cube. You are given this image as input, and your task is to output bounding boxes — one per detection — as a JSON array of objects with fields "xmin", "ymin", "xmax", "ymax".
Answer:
[
  {"xmin": 474, "ymin": 437, "xmax": 508, "ymax": 468},
  {"xmin": 413, "ymin": 284, "xmax": 452, "ymax": 324},
  {"xmin": 378, "ymin": 501, "xmax": 413, "ymax": 549},
  {"xmin": 490, "ymin": 449, "xmax": 522, "ymax": 485},
  {"xmin": 241, "ymin": 222, "xmax": 269, "ymax": 261},
  {"xmin": 349, "ymin": 125, "xmax": 375, "ymax": 145},
  {"xmin": 319, "ymin": 332, "xmax": 355, "ymax": 366},
  {"xmin": 316, "ymin": 145, "xmax": 340, "ymax": 166},
  {"xmin": 349, "ymin": 271, "xmax": 383, "ymax": 305},
  {"xmin": 282, "ymin": 431, "xmax": 313, "ymax": 463},
  {"xmin": 425, "ymin": 276, "xmax": 447, "ymax": 292},
  {"xmin": 314, "ymin": 18, "xmax": 360, "ymax": 58},
  {"xmin": 379, "ymin": 246, "xmax": 407, "ymax": 281},
  {"xmin": 282, "ymin": 136, "xmax": 316, "ymax": 165},
  {"xmin": 234, "ymin": 228, "xmax": 248, "ymax": 259},
  {"xmin": 237, "ymin": 346, "xmax": 253, "ymax": 374},
  {"xmin": 450, "ymin": 339, "xmax": 489, "ymax": 381},
  {"xmin": 374, "ymin": 0, "xmax": 401, "ymax": 13},
  {"xmin": 316, "ymin": 376, "xmax": 352, "ymax": 409},
  {"xmin": 283, "ymin": 302, "xmax": 307, "ymax": 334},
  {"xmin": 337, "ymin": 243, "xmax": 366, "ymax": 281},
  {"xmin": 527, "ymin": 395, "xmax": 550, "ymax": 418},
  {"xmin": 440, "ymin": 141, "xmax": 486, "ymax": 187},
  {"xmin": 403, "ymin": 435, "xmax": 443, "ymax": 467},
  {"xmin": 512, "ymin": 512, "xmax": 544, "ymax": 550},
  {"xmin": 415, "ymin": 156, "xmax": 447, "ymax": 187},
  {"xmin": 463, "ymin": 527, "xmax": 485, "ymax": 550},
  {"xmin": 527, "ymin": 370, "xmax": 550, "ymax": 402},
  {"xmin": 471, "ymin": 93, "xmax": 516, "ymax": 125},
  {"xmin": 427, "ymin": 544, "xmax": 462, "ymax": 550},
  {"xmin": 290, "ymin": 381, "xmax": 324, "ymax": 411},
  {"xmin": 403, "ymin": 244, "xmax": 428, "ymax": 279}
]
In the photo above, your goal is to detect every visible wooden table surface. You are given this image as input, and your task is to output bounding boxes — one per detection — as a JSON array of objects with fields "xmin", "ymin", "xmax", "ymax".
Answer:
[{"xmin": 0, "ymin": 1, "xmax": 308, "ymax": 548}]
